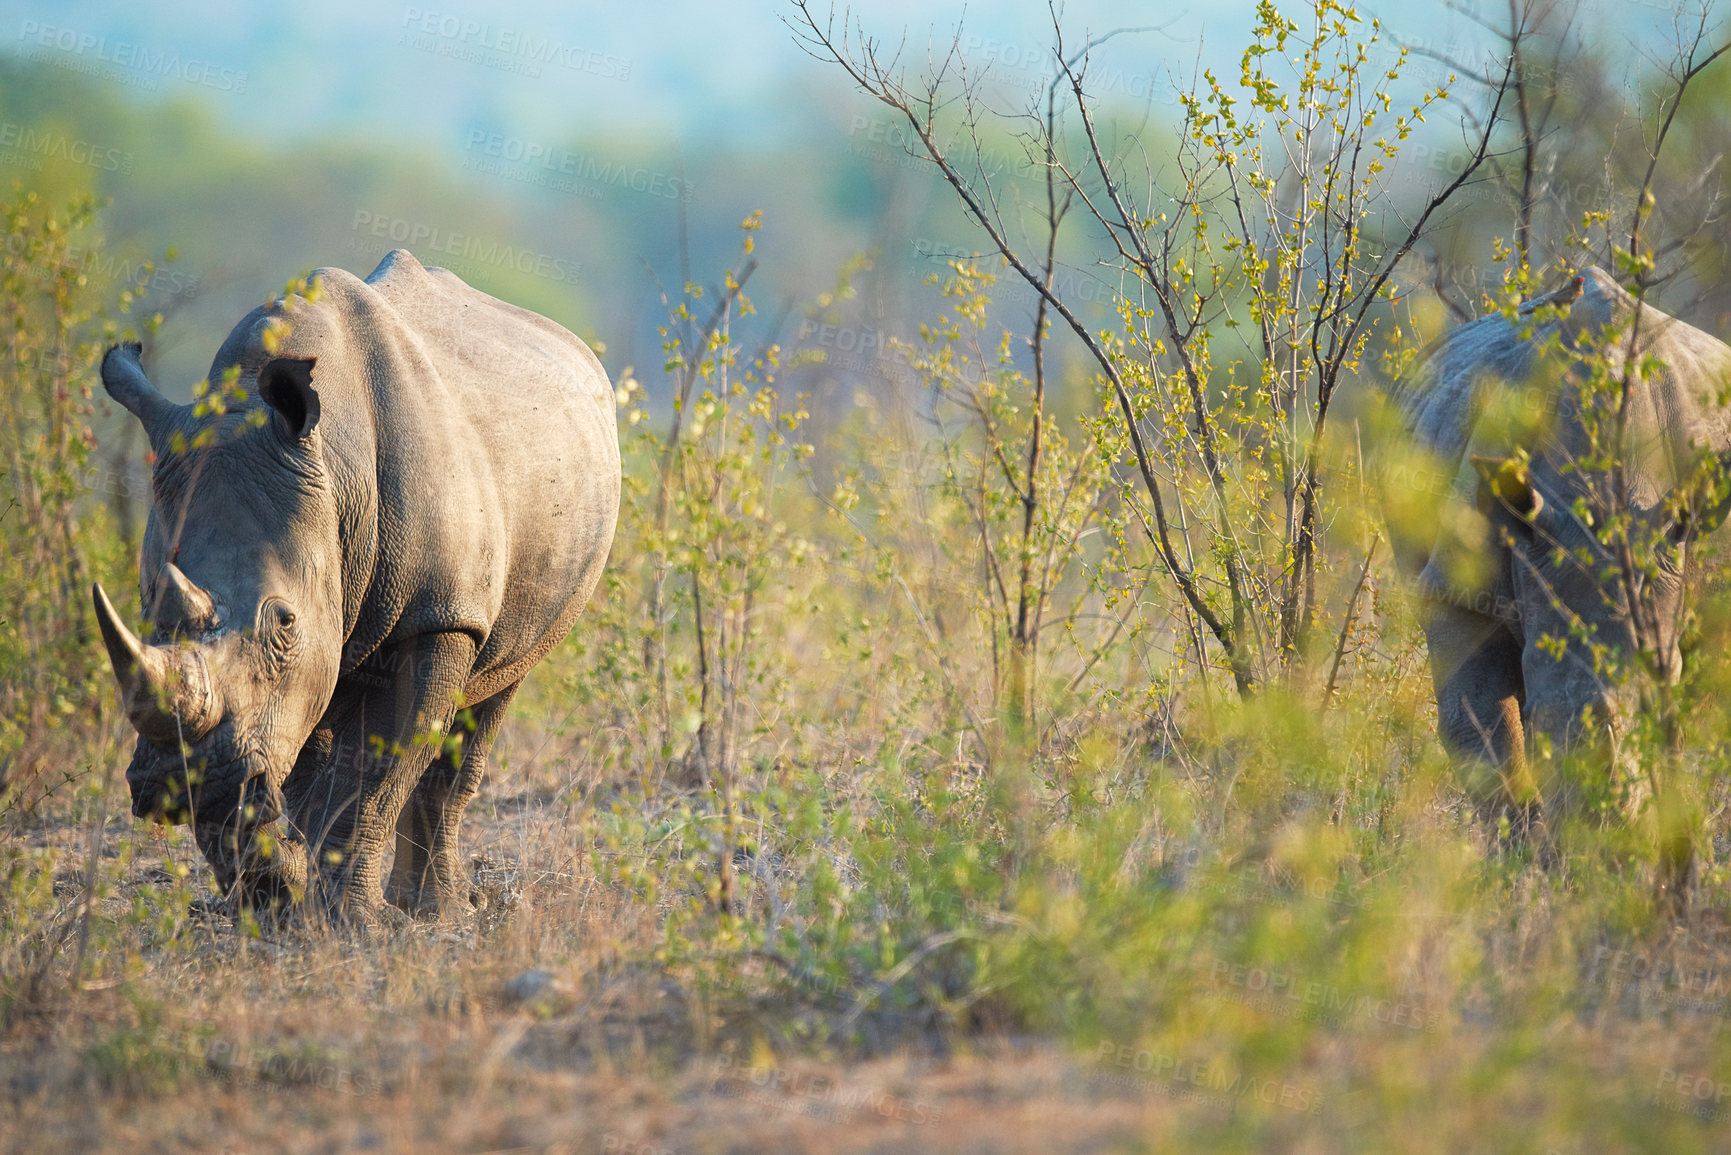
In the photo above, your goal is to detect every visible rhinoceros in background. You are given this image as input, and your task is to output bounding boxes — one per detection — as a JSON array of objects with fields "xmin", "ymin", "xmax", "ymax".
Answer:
[
  {"xmin": 1388, "ymin": 266, "xmax": 1731, "ymax": 824},
  {"xmin": 94, "ymin": 248, "xmax": 619, "ymax": 926}
]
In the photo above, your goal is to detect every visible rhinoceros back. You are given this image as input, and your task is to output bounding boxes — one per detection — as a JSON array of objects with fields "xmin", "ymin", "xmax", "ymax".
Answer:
[{"xmin": 211, "ymin": 248, "xmax": 619, "ymax": 702}]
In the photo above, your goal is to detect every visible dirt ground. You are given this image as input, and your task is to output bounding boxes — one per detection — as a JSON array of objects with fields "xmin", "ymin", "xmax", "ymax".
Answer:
[
  {"xmin": 2, "ymin": 766, "xmax": 1237, "ymax": 1155},
  {"xmin": 8, "ymin": 726, "xmax": 1731, "ymax": 1155}
]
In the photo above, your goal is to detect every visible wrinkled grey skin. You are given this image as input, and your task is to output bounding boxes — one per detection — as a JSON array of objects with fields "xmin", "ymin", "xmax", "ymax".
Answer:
[
  {"xmin": 1389, "ymin": 266, "xmax": 1731, "ymax": 822},
  {"xmin": 95, "ymin": 249, "xmax": 619, "ymax": 926}
]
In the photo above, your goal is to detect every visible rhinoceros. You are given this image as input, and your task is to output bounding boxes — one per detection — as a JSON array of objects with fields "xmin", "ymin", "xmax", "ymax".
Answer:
[
  {"xmin": 1388, "ymin": 266, "xmax": 1731, "ymax": 823},
  {"xmin": 94, "ymin": 248, "xmax": 619, "ymax": 926}
]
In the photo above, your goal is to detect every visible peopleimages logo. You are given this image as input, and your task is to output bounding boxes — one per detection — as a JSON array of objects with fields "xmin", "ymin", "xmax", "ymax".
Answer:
[
  {"xmin": 400, "ymin": 9, "xmax": 630, "ymax": 80},
  {"xmin": 1201, "ymin": 956, "xmax": 1430, "ymax": 1032},
  {"xmin": 0, "ymin": 121, "xmax": 133, "ymax": 174},
  {"xmin": 707, "ymin": 1055, "xmax": 942, "ymax": 1126},
  {"xmin": 2, "ymin": 231, "xmax": 200, "ymax": 300},
  {"xmin": 349, "ymin": 211, "xmax": 582, "ymax": 284},
  {"xmin": 205, "ymin": 1039, "xmax": 381, "ymax": 1099},
  {"xmin": 1093, "ymin": 1042, "xmax": 1323, "ymax": 1115},
  {"xmin": 461, "ymin": 131, "xmax": 690, "ymax": 201},
  {"xmin": 796, "ymin": 319, "xmax": 912, "ymax": 365},
  {"xmin": 16, "ymin": 21, "xmax": 249, "ymax": 92}
]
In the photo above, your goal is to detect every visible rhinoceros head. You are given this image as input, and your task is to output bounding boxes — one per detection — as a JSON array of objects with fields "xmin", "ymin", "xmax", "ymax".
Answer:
[
  {"xmin": 1472, "ymin": 448, "xmax": 1692, "ymax": 754},
  {"xmin": 94, "ymin": 343, "xmax": 343, "ymax": 830},
  {"xmin": 1448, "ymin": 269, "xmax": 1731, "ymax": 772}
]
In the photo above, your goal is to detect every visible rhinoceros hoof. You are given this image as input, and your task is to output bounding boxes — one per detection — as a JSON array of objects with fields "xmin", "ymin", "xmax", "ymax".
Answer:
[
  {"xmin": 368, "ymin": 902, "xmax": 415, "ymax": 934},
  {"xmin": 188, "ymin": 894, "xmax": 238, "ymax": 924},
  {"xmin": 384, "ymin": 884, "xmax": 488, "ymax": 924},
  {"xmin": 316, "ymin": 897, "xmax": 413, "ymax": 939},
  {"xmin": 187, "ymin": 891, "xmax": 300, "ymax": 934}
]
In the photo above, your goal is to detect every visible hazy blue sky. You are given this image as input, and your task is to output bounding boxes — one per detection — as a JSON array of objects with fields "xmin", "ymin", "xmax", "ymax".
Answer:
[
  {"xmin": 9, "ymin": 0, "xmax": 1687, "ymax": 156},
  {"xmin": 2, "ymin": 0, "xmax": 1714, "ymax": 424}
]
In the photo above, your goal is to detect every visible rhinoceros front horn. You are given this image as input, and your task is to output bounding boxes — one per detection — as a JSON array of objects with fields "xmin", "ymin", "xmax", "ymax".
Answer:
[{"xmin": 92, "ymin": 582, "xmax": 220, "ymax": 744}]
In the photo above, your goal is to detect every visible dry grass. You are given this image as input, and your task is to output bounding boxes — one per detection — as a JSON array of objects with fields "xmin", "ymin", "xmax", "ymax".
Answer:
[
  {"xmin": 10, "ymin": 178, "xmax": 1731, "ymax": 1155},
  {"xmin": 9, "ymin": 678, "xmax": 1731, "ymax": 1155}
]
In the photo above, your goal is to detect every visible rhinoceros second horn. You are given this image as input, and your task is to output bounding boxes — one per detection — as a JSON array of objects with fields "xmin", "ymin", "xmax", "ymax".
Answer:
[{"xmin": 154, "ymin": 563, "xmax": 218, "ymax": 632}]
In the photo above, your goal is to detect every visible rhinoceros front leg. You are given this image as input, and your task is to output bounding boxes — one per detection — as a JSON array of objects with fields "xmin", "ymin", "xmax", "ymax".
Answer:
[
  {"xmin": 289, "ymin": 632, "xmax": 478, "ymax": 928},
  {"xmin": 386, "ymin": 680, "xmax": 520, "ymax": 920},
  {"xmin": 1424, "ymin": 602, "xmax": 1537, "ymax": 830},
  {"xmin": 188, "ymin": 731, "xmax": 331, "ymax": 918},
  {"xmin": 191, "ymin": 810, "xmax": 308, "ymax": 918}
]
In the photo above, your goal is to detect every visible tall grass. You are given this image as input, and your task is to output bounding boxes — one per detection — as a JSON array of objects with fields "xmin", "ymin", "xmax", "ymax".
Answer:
[{"xmin": 6, "ymin": 180, "xmax": 1731, "ymax": 1150}]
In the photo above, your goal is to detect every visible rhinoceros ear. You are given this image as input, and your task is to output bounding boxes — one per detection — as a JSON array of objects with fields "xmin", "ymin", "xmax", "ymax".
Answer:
[
  {"xmin": 100, "ymin": 343, "xmax": 179, "ymax": 442},
  {"xmin": 1663, "ymin": 451, "xmax": 1731, "ymax": 544},
  {"xmin": 258, "ymin": 356, "xmax": 320, "ymax": 440},
  {"xmin": 1471, "ymin": 454, "xmax": 1544, "ymax": 524}
]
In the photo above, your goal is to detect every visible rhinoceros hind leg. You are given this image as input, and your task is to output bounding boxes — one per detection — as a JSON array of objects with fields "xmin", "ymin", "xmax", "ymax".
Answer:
[{"xmin": 387, "ymin": 680, "xmax": 520, "ymax": 920}]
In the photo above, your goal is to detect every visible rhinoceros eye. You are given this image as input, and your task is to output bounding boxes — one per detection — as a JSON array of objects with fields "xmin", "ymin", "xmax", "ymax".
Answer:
[{"xmin": 258, "ymin": 597, "xmax": 301, "ymax": 658}]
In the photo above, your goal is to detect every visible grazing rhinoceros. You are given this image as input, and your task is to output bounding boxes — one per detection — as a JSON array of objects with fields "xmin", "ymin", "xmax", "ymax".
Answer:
[
  {"xmin": 1388, "ymin": 266, "xmax": 1731, "ymax": 825},
  {"xmin": 94, "ymin": 248, "xmax": 619, "ymax": 926}
]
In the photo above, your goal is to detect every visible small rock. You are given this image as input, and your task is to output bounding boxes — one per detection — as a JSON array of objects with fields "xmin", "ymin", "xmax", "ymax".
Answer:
[{"xmin": 502, "ymin": 967, "xmax": 576, "ymax": 1013}]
